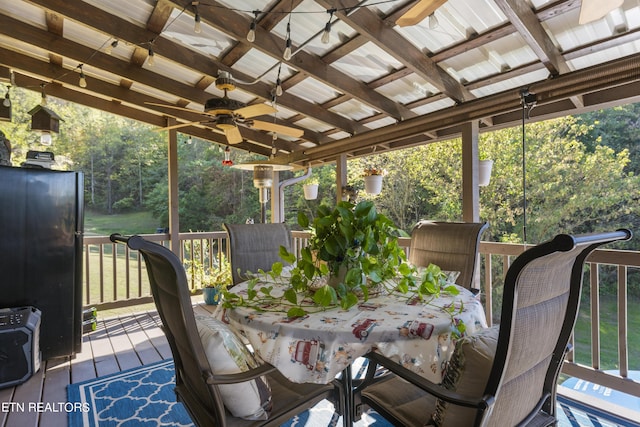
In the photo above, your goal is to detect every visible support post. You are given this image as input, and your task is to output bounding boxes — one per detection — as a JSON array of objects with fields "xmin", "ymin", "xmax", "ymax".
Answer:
[
  {"xmin": 462, "ymin": 120, "xmax": 480, "ymax": 223},
  {"xmin": 336, "ymin": 154, "xmax": 347, "ymax": 204},
  {"xmin": 167, "ymin": 123, "xmax": 180, "ymax": 254}
]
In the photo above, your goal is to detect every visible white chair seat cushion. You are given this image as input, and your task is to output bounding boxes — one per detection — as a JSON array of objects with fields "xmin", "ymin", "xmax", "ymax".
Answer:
[
  {"xmin": 431, "ymin": 325, "xmax": 499, "ymax": 426},
  {"xmin": 195, "ymin": 314, "xmax": 272, "ymax": 420}
]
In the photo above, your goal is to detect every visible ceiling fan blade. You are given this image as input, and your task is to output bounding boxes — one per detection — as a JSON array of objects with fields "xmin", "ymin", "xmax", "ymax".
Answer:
[
  {"xmin": 234, "ymin": 103, "xmax": 277, "ymax": 119},
  {"xmin": 155, "ymin": 120, "xmax": 203, "ymax": 131},
  {"xmin": 396, "ymin": 0, "xmax": 448, "ymax": 27},
  {"xmin": 579, "ymin": 0, "xmax": 623, "ymax": 24},
  {"xmin": 252, "ymin": 120, "xmax": 304, "ymax": 138},
  {"xmin": 224, "ymin": 126, "xmax": 243, "ymax": 144}
]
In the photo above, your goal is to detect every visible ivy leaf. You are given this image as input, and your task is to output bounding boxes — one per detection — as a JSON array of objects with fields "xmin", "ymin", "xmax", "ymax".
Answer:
[
  {"xmin": 303, "ymin": 261, "xmax": 316, "ymax": 279},
  {"xmin": 341, "ymin": 292, "xmax": 359, "ymax": 310},
  {"xmin": 313, "ymin": 285, "xmax": 337, "ymax": 307},
  {"xmin": 443, "ymin": 285, "xmax": 460, "ymax": 295},
  {"xmin": 284, "ymin": 288, "xmax": 298, "ymax": 305},
  {"xmin": 297, "ymin": 211, "xmax": 309, "ymax": 228},
  {"xmin": 279, "ymin": 247, "xmax": 296, "ymax": 264},
  {"xmin": 271, "ymin": 261, "xmax": 283, "ymax": 276},
  {"xmin": 287, "ymin": 307, "xmax": 306, "ymax": 318}
]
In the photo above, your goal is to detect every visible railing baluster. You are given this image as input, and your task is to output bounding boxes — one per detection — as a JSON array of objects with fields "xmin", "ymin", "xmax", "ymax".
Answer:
[
  {"xmin": 82, "ymin": 231, "xmax": 640, "ymax": 399},
  {"xmin": 618, "ymin": 264, "xmax": 628, "ymax": 378},
  {"xmin": 590, "ymin": 262, "xmax": 601, "ymax": 370}
]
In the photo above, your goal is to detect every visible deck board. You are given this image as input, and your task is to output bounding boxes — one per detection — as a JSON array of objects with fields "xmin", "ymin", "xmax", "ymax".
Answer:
[{"xmin": 2, "ymin": 303, "xmax": 625, "ymax": 427}]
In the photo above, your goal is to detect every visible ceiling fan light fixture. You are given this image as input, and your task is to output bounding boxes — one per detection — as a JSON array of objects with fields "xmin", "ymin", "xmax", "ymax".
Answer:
[
  {"xmin": 215, "ymin": 71, "xmax": 235, "ymax": 91},
  {"xmin": 216, "ymin": 115, "xmax": 235, "ymax": 130}
]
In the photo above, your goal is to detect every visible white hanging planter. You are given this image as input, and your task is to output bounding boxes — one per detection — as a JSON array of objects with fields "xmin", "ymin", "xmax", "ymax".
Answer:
[
  {"xmin": 303, "ymin": 183, "xmax": 319, "ymax": 200},
  {"xmin": 364, "ymin": 175, "xmax": 383, "ymax": 195},
  {"xmin": 479, "ymin": 160, "xmax": 494, "ymax": 187}
]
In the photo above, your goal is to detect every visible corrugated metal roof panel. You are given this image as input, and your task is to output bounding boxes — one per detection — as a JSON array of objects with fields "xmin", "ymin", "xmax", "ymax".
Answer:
[{"xmin": 332, "ymin": 42, "xmax": 403, "ymax": 84}]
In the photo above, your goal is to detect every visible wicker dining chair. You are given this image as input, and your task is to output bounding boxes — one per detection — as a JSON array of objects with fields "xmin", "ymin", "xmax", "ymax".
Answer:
[
  {"xmin": 356, "ymin": 229, "xmax": 631, "ymax": 427},
  {"xmin": 109, "ymin": 233, "xmax": 345, "ymax": 427},
  {"xmin": 408, "ymin": 220, "xmax": 489, "ymax": 293},
  {"xmin": 223, "ymin": 223, "xmax": 293, "ymax": 286}
]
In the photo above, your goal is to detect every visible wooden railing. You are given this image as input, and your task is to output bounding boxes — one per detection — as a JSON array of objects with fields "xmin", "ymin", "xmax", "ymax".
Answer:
[{"xmin": 85, "ymin": 231, "xmax": 640, "ymax": 401}]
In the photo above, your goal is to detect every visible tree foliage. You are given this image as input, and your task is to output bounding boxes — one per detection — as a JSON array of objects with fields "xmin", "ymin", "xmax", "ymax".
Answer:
[{"xmin": 1, "ymin": 88, "xmax": 638, "ymax": 249}]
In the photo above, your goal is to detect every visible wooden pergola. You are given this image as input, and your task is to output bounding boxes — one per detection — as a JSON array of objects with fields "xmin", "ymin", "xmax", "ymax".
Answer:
[{"xmin": 1, "ymin": 0, "xmax": 640, "ymax": 245}]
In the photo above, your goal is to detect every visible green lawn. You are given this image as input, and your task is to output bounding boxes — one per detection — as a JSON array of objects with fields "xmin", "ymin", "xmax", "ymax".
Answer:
[
  {"xmin": 574, "ymin": 295, "xmax": 640, "ymax": 370},
  {"xmin": 84, "ymin": 210, "xmax": 159, "ymax": 235}
]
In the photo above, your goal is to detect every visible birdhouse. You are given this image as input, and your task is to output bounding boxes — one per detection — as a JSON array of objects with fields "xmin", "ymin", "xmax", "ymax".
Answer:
[{"xmin": 28, "ymin": 105, "xmax": 62, "ymax": 133}]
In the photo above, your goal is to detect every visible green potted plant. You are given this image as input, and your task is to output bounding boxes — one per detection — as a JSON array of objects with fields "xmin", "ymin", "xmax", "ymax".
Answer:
[
  {"xmin": 186, "ymin": 255, "xmax": 232, "ymax": 305},
  {"xmin": 224, "ymin": 200, "xmax": 461, "ymax": 318}
]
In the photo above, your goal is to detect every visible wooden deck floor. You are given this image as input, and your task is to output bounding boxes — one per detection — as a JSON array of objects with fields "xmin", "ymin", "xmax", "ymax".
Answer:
[
  {"xmin": 0, "ymin": 303, "xmax": 215, "ymax": 427},
  {"xmin": 2, "ymin": 304, "xmax": 637, "ymax": 427}
]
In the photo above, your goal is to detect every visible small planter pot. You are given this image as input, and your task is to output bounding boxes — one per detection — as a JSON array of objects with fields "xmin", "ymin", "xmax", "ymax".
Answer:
[
  {"xmin": 364, "ymin": 175, "xmax": 383, "ymax": 195},
  {"xmin": 479, "ymin": 160, "xmax": 494, "ymax": 187},
  {"xmin": 202, "ymin": 287, "xmax": 222, "ymax": 305},
  {"xmin": 303, "ymin": 183, "xmax": 319, "ymax": 200}
]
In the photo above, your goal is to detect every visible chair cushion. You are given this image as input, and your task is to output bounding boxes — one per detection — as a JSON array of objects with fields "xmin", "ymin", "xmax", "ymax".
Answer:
[
  {"xmin": 431, "ymin": 325, "xmax": 499, "ymax": 426},
  {"xmin": 195, "ymin": 314, "xmax": 272, "ymax": 420}
]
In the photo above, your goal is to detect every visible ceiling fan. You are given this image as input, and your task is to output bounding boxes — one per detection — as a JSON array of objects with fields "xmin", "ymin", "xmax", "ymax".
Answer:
[
  {"xmin": 146, "ymin": 71, "xmax": 304, "ymax": 144},
  {"xmin": 395, "ymin": 0, "xmax": 623, "ymax": 27}
]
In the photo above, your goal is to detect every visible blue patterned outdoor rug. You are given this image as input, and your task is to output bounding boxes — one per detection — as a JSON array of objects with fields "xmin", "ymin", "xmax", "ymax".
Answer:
[
  {"xmin": 67, "ymin": 359, "xmax": 639, "ymax": 426},
  {"xmin": 66, "ymin": 359, "xmax": 389, "ymax": 427}
]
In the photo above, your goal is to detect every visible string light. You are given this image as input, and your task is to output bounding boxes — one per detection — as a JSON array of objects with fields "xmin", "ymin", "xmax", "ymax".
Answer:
[
  {"xmin": 105, "ymin": 39, "xmax": 118, "ymax": 54},
  {"xmin": 193, "ymin": 4, "xmax": 202, "ymax": 33},
  {"xmin": 2, "ymin": 86, "xmax": 10, "ymax": 107},
  {"xmin": 428, "ymin": 13, "xmax": 438, "ymax": 30},
  {"xmin": 283, "ymin": 23, "xmax": 292, "ymax": 60},
  {"xmin": 247, "ymin": 10, "xmax": 259, "ymax": 42},
  {"xmin": 78, "ymin": 64, "xmax": 88, "ymax": 88},
  {"xmin": 275, "ymin": 78, "xmax": 283, "ymax": 97},
  {"xmin": 147, "ymin": 46, "xmax": 155, "ymax": 66},
  {"xmin": 321, "ymin": 9, "xmax": 335, "ymax": 44}
]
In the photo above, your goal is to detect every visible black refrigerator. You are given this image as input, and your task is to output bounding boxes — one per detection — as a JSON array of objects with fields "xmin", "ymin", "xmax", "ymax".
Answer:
[{"xmin": 0, "ymin": 165, "xmax": 84, "ymax": 360}]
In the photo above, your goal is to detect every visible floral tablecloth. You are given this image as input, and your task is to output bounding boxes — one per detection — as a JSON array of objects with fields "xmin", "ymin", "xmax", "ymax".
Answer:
[{"xmin": 215, "ymin": 281, "xmax": 487, "ymax": 385}]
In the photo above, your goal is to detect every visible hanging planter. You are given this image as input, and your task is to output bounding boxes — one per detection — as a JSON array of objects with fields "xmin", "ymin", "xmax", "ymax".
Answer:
[
  {"xmin": 303, "ymin": 183, "xmax": 319, "ymax": 200},
  {"xmin": 363, "ymin": 167, "xmax": 386, "ymax": 195},
  {"xmin": 479, "ymin": 159, "xmax": 494, "ymax": 187},
  {"xmin": 364, "ymin": 175, "xmax": 383, "ymax": 195}
]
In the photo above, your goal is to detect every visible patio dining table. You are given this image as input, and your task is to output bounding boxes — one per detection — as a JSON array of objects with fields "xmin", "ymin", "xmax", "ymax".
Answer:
[{"xmin": 214, "ymin": 275, "xmax": 487, "ymax": 423}]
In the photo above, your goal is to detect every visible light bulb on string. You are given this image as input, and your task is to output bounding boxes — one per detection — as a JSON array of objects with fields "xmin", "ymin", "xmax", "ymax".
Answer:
[
  {"xmin": 321, "ymin": 9, "xmax": 335, "ymax": 44},
  {"xmin": 275, "ymin": 78, "xmax": 283, "ymax": 97},
  {"xmin": 283, "ymin": 22, "xmax": 292, "ymax": 60},
  {"xmin": 147, "ymin": 47, "xmax": 155, "ymax": 66},
  {"xmin": 247, "ymin": 10, "xmax": 259, "ymax": 42},
  {"xmin": 194, "ymin": 9, "xmax": 202, "ymax": 33},
  {"xmin": 428, "ymin": 13, "xmax": 438, "ymax": 30},
  {"xmin": 3, "ymin": 88, "xmax": 10, "ymax": 107},
  {"xmin": 78, "ymin": 65, "xmax": 87, "ymax": 88},
  {"xmin": 105, "ymin": 39, "xmax": 118, "ymax": 54}
]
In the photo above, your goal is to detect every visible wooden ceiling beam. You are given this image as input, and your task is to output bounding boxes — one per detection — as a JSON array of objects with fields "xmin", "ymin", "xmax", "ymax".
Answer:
[
  {"xmin": 494, "ymin": 0, "xmax": 570, "ymax": 77},
  {"xmin": 23, "ymin": 0, "xmax": 353, "ymax": 140},
  {"xmin": 167, "ymin": 0, "xmax": 412, "ymax": 120},
  {"xmin": 286, "ymin": 53, "xmax": 640, "ymax": 164},
  {"xmin": 317, "ymin": 0, "xmax": 474, "ymax": 104}
]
